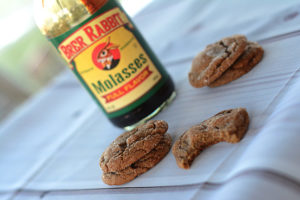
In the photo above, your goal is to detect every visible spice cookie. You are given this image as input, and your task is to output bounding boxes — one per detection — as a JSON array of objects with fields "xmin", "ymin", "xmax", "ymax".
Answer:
[
  {"xmin": 100, "ymin": 120, "xmax": 168, "ymax": 173},
  {"xmin": 172, "ymin": 108, "xmax": 249, "ymax": 169},
  {"xmin": 209, "ymin": 42, "xmax": 264, "ymax": 87},
  {"xmin": 189, "ymin": 35, "xmax": 247, "ymax": 88},
  {"xmin": 102, "ymin": 134, "xmax": 172, "ymax": 185}
]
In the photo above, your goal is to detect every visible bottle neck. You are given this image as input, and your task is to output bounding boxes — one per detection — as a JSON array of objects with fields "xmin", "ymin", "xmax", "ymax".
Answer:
[
  {"xmin": 36, "ymin": 0, "xmax": 109, "ymax": 38},
  {"xmin": 80, "ymin": 0, "xmax": 108, "ymax": 14}
]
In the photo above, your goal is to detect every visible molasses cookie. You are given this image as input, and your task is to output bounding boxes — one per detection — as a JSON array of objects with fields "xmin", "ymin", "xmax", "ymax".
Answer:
[
  {"xmin": 102, "ymin": 134, "xmax": 172, "ymax": 185},
  {"xmin": 172, "ymin": 108, "xmax": 249, "ymax": 169},
  {"xmin": 209, "ymin": 42, "xmax": 264, "ymax": 87},
  {"xmin": 100, "ymin": 120, "xmax": 168, "ymax": 173},
  {"xmin": 189, "ymin": 35, "xmax": 247, "ymax": 88}
]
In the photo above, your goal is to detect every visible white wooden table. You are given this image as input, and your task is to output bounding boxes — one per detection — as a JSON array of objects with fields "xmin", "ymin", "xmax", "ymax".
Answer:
[{"xmin": 1, "ymin": 0, "xmax": 300, "ymax": 199}]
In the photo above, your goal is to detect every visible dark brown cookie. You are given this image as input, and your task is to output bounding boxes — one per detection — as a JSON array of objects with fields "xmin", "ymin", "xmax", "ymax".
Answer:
[
  {"xmin": 102, "ymin": 134, "xmax": 172, "ymax": 185},
  {"xmin": 100, "ymin": 120, "xmax": 168, "ymax": 173},
  {"xmin": 209, "ymin": 42, "xmax": 264, "ymax": 87},
  {"xmin": 172, "ymin": 108, "xmax": 249, "ymax": 169},
  {"xmin": 189, "ymin": 35, "xmax": 247, "ymax": 88}
]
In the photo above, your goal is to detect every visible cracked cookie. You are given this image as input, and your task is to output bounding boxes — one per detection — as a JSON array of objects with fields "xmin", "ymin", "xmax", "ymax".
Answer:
[
  {"xmin": 100, "ymin": 120, "xmax": 168, "ymax": 173},
  {"xmin": 209, "ymin": 42, "xmax": 264, "ymax": 87},
  {"xmin": 172, "ymin": 108, "xmax": 249, "ymax": 169},
  {"xmin": 102, "ymin": 134, "xmax": 172, "ymax": 185},
  {"xmin": 189, "ymin": 35, "xmax": 247, "ymax": 88}
]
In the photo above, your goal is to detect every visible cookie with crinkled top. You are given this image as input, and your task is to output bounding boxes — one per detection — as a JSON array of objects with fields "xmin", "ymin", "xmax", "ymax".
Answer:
[
  {"xmin": 172, "ymin": 108, "xmax": 249, "ymax": 169},
  {"xmin": 102, "ymin": 134, "xmax": 172, "ymax": 185},
  {"xmin": 100, "ymin": 120, "xmax": 168, "ymax": 173},
  {"xmin": 189, "ymin": 35, "xmax": 247, "ymax": 88},
  {"xmin": 209, "ymin": 41, "xmax": 264, "ymax": 87}
]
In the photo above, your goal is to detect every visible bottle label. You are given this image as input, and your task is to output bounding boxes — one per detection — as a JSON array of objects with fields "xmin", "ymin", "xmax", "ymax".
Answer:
[{"xmin": 50, "ymin": 4, "xmax": 166, "ymax": 118}]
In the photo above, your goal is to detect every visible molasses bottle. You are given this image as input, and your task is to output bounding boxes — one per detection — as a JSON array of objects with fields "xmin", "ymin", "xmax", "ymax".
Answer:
[{"xmin": 34, "ymin": 0, "xmax": 175, "ymax": 130}]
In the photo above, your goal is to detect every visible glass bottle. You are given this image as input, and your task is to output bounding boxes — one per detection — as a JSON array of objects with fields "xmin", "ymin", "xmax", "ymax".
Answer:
[{"xmin": 34, "ymin": 0, "xmax": 176, "ymax": 130}]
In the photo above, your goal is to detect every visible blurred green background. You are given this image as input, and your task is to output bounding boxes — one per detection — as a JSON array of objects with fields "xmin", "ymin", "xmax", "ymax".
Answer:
[{"xmin": 0, "ymin": 0, "xmax": 152, "ymax": 121}]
